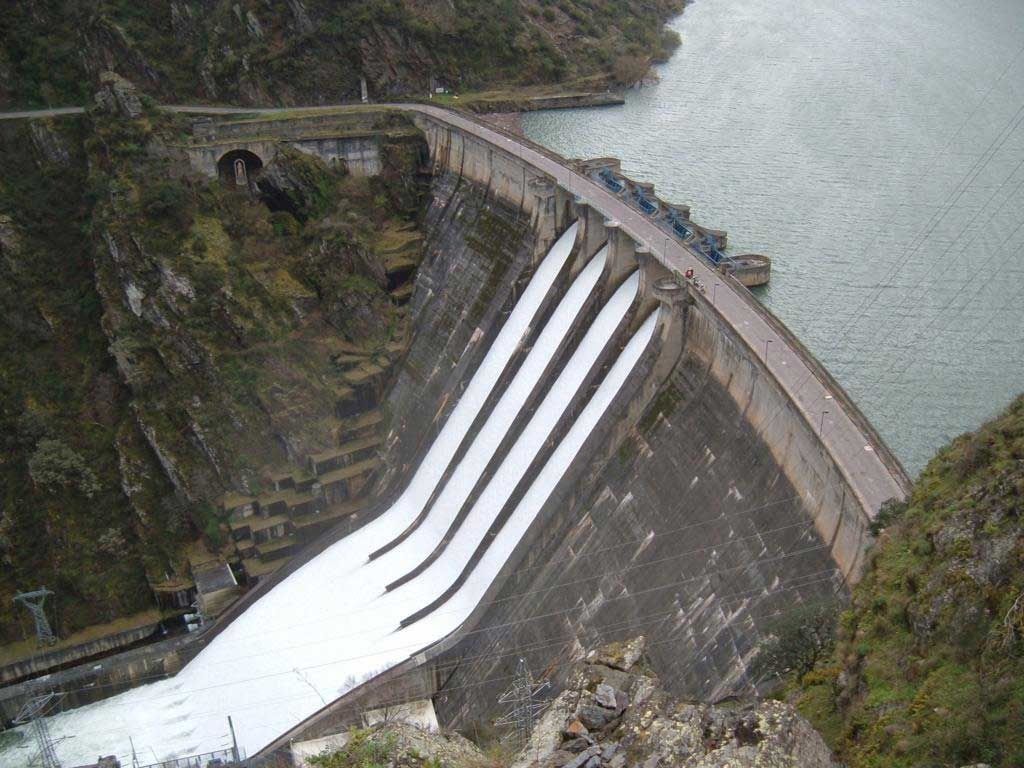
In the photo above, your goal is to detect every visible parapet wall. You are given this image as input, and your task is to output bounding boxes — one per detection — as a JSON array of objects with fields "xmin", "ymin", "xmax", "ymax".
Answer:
[{"xmin": 413, "ymin": 115, "xmax": 576, "ymax": 251}]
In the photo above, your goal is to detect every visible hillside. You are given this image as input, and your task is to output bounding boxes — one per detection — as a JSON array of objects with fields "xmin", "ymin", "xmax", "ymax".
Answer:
[
  {"xmin": 793, "ymin": 395, "xmax": 1024, "ymax": 767},
  {"xmin": 0, "ymin": 91, "xmax": 427, "ymax": 643},
  {"xmin": 0, "ymin": 0, "xmax": 683, "ymax": 110}
]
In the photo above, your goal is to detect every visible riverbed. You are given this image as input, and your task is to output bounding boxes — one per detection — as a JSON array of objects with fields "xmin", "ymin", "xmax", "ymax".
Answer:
[{"xmin": 524, "ymin": 0, "xmax": 1024, "ymax": 474}]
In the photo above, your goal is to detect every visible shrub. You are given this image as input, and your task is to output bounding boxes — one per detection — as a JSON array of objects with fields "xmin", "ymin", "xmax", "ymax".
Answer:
[
  {"xmin": 28, "ymin": 438, "xmax": 101, "ymax": 498},
  {"xmin": 870, "ymin": 498, "xmax": 908, "ymax": 535},
  {"xmin": 750, "ymin": 600, "xmax": 840, "ymax": 683},
  {"xmin": 611, "ymin": 53, "xmax": 649, "ymax": 85},
  {"xmin": 308, "ymin": 728, "xmax": 396, "ymax": 768},
  {"xmin": 141, "ymin": 179, "xmax": 190, "ymax": 225}
]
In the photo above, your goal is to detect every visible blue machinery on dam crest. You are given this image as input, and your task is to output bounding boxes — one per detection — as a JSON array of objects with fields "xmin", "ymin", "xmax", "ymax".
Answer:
[{"xmin": 0, "ymin": 104, "xmax": 911, "ymax": 766}]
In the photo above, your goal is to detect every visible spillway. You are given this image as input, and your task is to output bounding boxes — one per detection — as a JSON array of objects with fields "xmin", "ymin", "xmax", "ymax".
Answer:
[{"xmin": 0, "ymin": 222, "xmax": 661, "ymax": 767}]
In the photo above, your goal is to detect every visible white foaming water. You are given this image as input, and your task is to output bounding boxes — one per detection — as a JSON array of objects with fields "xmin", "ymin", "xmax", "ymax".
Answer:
[
  {"xmin": 382, "ymin": 246, "xmax": 608, "ymax": 569},
  {"xmin": 392, "ymin": 271, "xmax": 642, "ymax": 611},
  {"xmin": 524, "ymin": 0, "xmax": 1024, "ymax": 474}
]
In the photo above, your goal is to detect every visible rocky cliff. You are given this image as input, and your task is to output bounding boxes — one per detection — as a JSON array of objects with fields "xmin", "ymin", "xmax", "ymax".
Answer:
[
  {"xmin": 0, "ymin": 0, "xmax": 684, "ymax": 110},
  {"xmin": 791, "ymin": 395, "xmax": 1024, "ymax": 767},
  {"xmin": 0, "ymin": 94, "xmax": 429, "ymax": 642}
]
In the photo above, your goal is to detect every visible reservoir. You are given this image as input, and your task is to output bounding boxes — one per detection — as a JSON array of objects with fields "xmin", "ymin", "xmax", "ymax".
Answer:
[{"xmin": 524, "ymin": 0, "xmax": 1024, "ymax": 474}]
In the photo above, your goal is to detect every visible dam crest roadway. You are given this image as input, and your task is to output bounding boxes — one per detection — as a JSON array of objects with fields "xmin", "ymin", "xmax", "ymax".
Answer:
[{"xmin": 0, "ymin": 103, "xmax": 911, "ymax": 766}]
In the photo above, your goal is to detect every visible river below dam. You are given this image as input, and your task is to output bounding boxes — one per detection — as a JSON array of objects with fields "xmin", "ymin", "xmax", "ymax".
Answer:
[{"xmin": 524, "ymin": 0, "xmax": 1024, "ymax": 475}]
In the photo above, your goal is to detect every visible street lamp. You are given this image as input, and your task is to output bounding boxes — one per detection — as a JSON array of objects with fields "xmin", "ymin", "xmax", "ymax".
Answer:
[
  {"xmin": 763, "ymin": 338, "xmax": 773, "ymax": 363},
  {"xmin": 713, "ymin": 282, "xmax": 719, "ymax": 306},
  {"xmin": 819, "ymin": 410, "xmax": 830, "ymax": 437}
]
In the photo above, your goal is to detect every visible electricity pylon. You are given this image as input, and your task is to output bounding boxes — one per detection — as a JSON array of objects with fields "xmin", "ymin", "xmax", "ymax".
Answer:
[
  {"xmin": 495, "ymin": 658, "xmax": 550, "ymax": 749},
  {"xmin": 13, "ymin": 691, "xmax": 65, "ymax": 768},
  {"xmin": 14, "ymin": 588, "xmax": 57, "ymax": 646}
]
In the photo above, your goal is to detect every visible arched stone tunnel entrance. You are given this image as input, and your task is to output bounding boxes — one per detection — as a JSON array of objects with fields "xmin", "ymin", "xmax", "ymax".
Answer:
[{"xmin": 217, "ymin": 149, "xmax": 264, "ymax": 187}]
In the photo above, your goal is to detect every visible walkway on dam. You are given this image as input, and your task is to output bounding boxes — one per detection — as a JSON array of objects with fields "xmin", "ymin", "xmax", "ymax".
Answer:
[{"xmin": 402, "ymin": 105, "xmax": 910, "ymax": 518}]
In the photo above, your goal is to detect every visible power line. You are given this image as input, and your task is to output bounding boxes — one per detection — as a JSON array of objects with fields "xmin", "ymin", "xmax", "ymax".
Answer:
[
  {"xmin": 43, "ymin": 528, "xmax": 834, "ymax": 705},
  {"xmin": 54, "ymin": 81, "xmax": 1024, "ymax": 766},
  {"xmin": 74, "ymin": 570, "xmax": 844, "ymax": 762}
]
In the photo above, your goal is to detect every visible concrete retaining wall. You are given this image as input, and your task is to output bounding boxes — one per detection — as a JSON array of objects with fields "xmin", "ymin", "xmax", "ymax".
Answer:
[
  {"xmin": 0, "ymin": 632, "xmax": 193, "ymax": 724},
  {"xmin": 0, "ymin": 622, "xmax": 162, "ymax": 687}
]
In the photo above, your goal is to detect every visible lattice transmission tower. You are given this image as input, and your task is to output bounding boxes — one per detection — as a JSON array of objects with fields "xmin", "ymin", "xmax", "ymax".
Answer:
[
  {"xmin": 13, "ymin": 691, "xmax": 65, "ymax": 768},
  {"xmin": 495, "ymin": 657, "xmax": 550, "ymax": 749},
  {"xmin": 14, "ymin": 588, "xmax": 57, "ymax": 646}
]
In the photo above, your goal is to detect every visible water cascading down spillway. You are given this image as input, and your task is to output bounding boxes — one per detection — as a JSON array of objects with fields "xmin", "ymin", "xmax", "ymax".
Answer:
[{"xmin": 9, "ymin": 222, "xmax": 660, "ymax": 766}]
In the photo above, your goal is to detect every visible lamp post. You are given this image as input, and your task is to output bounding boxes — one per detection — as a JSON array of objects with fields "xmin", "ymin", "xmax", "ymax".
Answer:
[
  {"xmin": 819, "ymin": 410, "xmax": 830, "ymax": 437},
  {"xmin": 763, "ymin": 338, "xmax": 773, "ymax": 364}
]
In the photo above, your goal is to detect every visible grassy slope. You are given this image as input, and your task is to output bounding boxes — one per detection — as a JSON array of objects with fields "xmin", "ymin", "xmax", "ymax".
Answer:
[
  {"xmin": 795, "ymin": 395, "xmax": 1024, "ymax": 767},
  {"xmin": 0, "ymin": 0, "xmax": 683, "ymax": 110}
]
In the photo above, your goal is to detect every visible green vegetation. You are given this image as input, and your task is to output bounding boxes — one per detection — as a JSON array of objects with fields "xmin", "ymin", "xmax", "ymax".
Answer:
[
  {"xmin": 309, "ymin": 729, "xmax": 399, "ymax": 768},
  {"xmin": 789, "ymin": 395, "xmax": 1024, "ymax": 767},
  {"xmin": 0, "ymin": 0, "xmax": 685, "ymax": 110},
  {"xmin": 0, "ymin": 102, "xmax": 427, "ymax": 644},
  {"xmin": 308, "ymin": 725, "xmax": 495, "ymax": 768},
  {"xmin": 750, "ymin": 601, "xmax": 839, "ymax": 683},
  {"xmin": 0, "ymin": 117, "xmax": 167, "ymax": 639}
]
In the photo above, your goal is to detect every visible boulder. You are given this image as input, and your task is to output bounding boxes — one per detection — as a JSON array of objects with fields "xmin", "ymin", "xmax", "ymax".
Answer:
[
  {"xmin": 94, "ymin": 71, "xmax": 143, "ymax": 118},
  {"xmin": 513, "ymin": 637, "xmax": 839, "ymax": 768},
  {"xmin": 586, "ymin": 635, "xmax": 646, "ymax": 671}
]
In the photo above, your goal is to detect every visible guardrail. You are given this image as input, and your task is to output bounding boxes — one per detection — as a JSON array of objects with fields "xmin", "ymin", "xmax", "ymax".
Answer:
[{"xmin": 137, "ymin": 747, "xmax": 241, "ymax": 768}]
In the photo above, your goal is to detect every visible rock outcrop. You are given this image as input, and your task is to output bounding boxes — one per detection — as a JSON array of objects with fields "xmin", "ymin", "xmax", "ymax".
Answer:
[
  {"xmin": 514, "ymin": 637, "xmax": 839, "ymax": 768},
  {"xmin": 795, "ymin": 395, "xmax": 1024, "ymax": 767},
  {"xmin": 1, "ymin": 0, "xmax": 684, "ymax": 109},
  {"xmin": 94, "ymin": 71, "xmax": 144, "ymax": 118}
]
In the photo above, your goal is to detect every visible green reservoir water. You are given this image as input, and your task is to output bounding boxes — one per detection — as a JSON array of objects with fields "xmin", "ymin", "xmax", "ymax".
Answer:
[{"xmin": 524, "ymin": 0, "xmax": 1024, "ymax": 475}]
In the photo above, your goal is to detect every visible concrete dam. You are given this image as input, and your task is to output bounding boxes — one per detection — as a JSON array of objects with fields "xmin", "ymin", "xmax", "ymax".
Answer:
[{"xmin": 0, "ymin": 106, "xmax": 910, "ymax": 766}]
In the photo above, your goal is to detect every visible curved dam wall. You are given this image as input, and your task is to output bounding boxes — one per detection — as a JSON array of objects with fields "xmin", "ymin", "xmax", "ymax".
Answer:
[
  {"xmin": 277, "ymin": 113, "xmax": 906, "ymax": 737},
  {"xmin": 405, "ymin": 115, "xmax": 887, "ymax": 722},
  {"xmin": 0, "ymin": 107, "xmax": 909, "ymax": 763},
  {"xmin": 433, "ymin": 278, "xmax": 852, "ymax": 725}
]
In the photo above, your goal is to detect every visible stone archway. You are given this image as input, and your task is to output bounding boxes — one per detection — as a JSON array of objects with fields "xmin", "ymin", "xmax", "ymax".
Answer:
[{"xmin": 216, "ymin": 149, "xmax": 264, "ymax": 187}]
